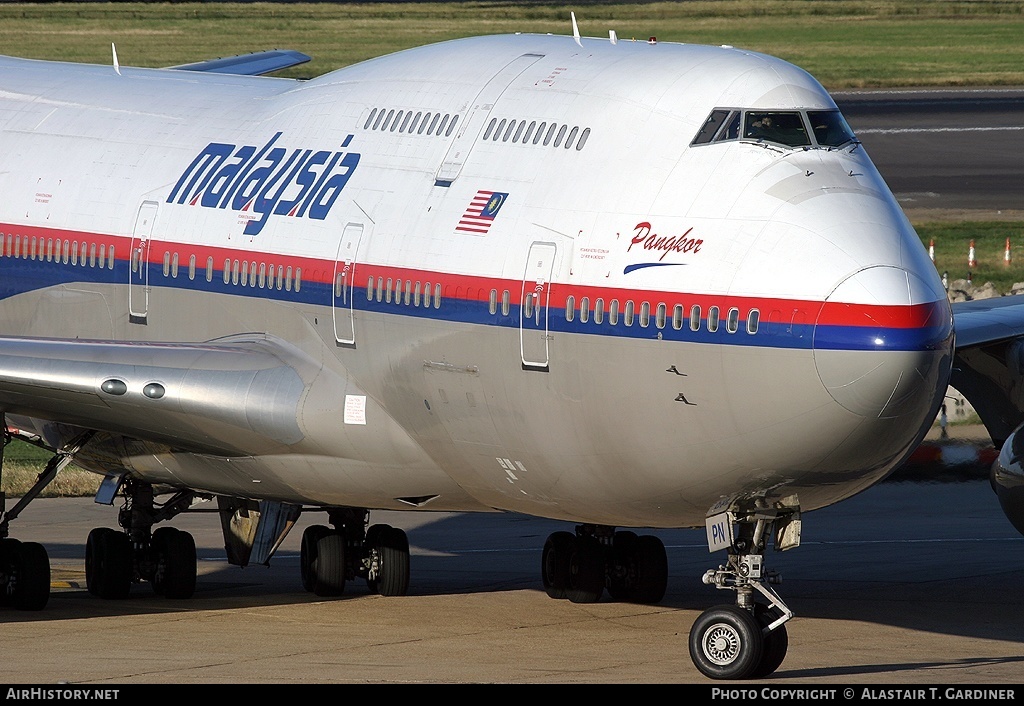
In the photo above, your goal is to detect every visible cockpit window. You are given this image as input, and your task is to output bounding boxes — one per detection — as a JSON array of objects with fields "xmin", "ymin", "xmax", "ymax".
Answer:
[
  {"xmin": 692, "ymin": 107, "xmax": 858, "ymax": 150},
  {"xmin": 743, "ymin": 111, "xmax": 809, "ymax": 147},
  {"xmin": 691, "ymin": 109, "xmax": 741, "ymax": 145},
  {"xmin": 807, "ymin": 110, "xmax": 856, "ymax": 147}
]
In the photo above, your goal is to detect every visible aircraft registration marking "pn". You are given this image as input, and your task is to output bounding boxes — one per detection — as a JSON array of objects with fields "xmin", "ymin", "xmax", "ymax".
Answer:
[{"xmin": 705, "ymin": 512, "xmax": 732, "ymax": 553}]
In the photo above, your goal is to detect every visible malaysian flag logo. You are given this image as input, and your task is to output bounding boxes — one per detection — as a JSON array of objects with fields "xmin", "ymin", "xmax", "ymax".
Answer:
[{"xmin": 456, "ymin": 190, "xmax": 508, "ymax": 235}]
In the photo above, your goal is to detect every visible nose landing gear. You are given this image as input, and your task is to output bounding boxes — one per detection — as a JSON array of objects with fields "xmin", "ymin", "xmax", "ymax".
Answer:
[{"xmin": 690, "ymin": 505, "xmax": 797, "ymax": 680}]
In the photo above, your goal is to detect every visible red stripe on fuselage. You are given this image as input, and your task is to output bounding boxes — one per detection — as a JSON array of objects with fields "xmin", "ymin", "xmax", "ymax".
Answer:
[{"xmin": 0, "ymin": 222, "xmax": 945, "ymax": 329}]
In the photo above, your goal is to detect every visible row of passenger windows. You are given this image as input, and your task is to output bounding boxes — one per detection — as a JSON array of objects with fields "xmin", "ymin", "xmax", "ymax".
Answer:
[
  {"xmin": 0, "ymin": 232, "xmax": 760, "ymax": 336},
  {"xmin": 482, "ymin": 118, "xmax": 591, "ymax": 151},
  {"xmin": 363, "ymin": 274, "xmax": 442, "ymax": 309},
  {"xmin": 152, "ymin": 250, "xmax": 304, "ymax": 292},
  {"xmin": 563, "ymin": 295, "xmax": 759, "ymax": 334},
  {"xmin": 363, "ymin": 108, "xmax": 460, "ymax": 138},
  {"xmin": 1, "ymin": 232, "xmax": 115, "ymax": 269}
]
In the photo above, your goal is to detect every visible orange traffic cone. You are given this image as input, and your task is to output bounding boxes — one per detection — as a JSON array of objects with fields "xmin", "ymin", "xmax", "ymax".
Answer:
[
  {"xmin": 968, "ymin": 239, "xmax": 977, "ymax": 268},
  {"xmin": 929, "ymin": 239, "xmax": 935, "ymax": 263},
  {"xmin": 1006, "ymin": 238, "xmax": 1012, "ymax": 265}
]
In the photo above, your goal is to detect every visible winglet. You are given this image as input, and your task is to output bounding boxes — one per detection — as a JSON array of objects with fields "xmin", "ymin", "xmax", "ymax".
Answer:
[
  {"xmin": 111, "ymin": 43, "xmax": 121, "ymax": 76},
  {"xmin": 571, "ymin": 12, "xmax": 582, "ymax": 46}
]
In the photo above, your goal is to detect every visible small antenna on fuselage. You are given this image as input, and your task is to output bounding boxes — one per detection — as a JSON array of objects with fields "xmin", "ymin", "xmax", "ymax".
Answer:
[
  {"xmin": 571, "ymin": 12, "xmax": 582, "ymax": 46},
  {"xmin": 111, "ymin": 43, "xmax": 121, "ymax": 75}
]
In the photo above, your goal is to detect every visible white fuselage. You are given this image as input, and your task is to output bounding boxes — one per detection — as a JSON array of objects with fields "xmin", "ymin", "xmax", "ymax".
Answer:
[{"xmin": 0, "ymin": 34, "xmax": 952, "ymax": 528}]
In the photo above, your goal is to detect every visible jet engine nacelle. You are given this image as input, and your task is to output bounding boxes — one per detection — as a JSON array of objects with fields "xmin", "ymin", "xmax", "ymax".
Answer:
[{"xmin": 991, "ymin": 420, "xmax": 1024, "ymax": 536}]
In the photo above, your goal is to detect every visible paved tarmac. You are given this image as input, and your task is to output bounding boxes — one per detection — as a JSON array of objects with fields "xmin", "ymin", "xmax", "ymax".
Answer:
[
  {"xmin": 835, "ymin": 87, "xmax": 1024, "ymax": 215},
  {"xmin": 2, "ymin": 436, "xmax": 1023, "ymax": 685}
]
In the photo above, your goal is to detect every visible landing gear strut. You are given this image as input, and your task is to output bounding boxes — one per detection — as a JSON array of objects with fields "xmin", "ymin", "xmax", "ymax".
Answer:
[
  {"xmin": 85, "ymin": 477, "xmax": 201, "ymax": 600},
  {"xmin": 298, "ymin": 508, "xmax": 411, "ymax": 597},
  {"xmin": 0, "ymin": 425, "xmax": 95, "ymax": 611},
  {"xmin": 541, "ymin": 524, "xmax": 668, "ymax": 605},
  {"xmin": 689, "ymin": 506, "xmax": 796, "ymax": 679}
]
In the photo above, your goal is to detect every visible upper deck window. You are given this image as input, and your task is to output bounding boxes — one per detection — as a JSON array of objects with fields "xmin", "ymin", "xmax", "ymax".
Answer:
[{"xmin": 693, "ymin": 107, "xmax": 856, "ymax": 150}]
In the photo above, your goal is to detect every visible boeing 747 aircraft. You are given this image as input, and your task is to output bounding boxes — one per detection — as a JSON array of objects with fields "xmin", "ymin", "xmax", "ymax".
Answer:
[{"xmin": 2, "ymin": 20, "xmax": 1024, "ymax": 680}]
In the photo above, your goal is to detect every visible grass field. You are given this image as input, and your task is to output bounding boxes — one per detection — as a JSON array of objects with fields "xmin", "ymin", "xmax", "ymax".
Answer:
[
  {"xmin": 2, "ymin": 2, "xmax": 1024, "ymax": 87},
  {"xmin": 916, "ymin": 222, "xmax": 1024, "ymax": 293},
  {"xmin": 2, "ymin": 440, "xmax": 102, "ymax": 498},
  {"xmin": 0, "ymin": 1, "xmax": 1020, "ymax": 496}
]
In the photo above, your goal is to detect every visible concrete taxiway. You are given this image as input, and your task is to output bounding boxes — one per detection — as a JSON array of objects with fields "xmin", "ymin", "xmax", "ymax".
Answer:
[{"xmin": 2, "ymin": 446, "xmax": 1023, "ymax": 684}]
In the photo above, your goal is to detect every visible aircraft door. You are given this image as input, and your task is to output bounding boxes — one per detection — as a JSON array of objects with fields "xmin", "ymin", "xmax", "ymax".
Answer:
[
  {"xmin": 435, "ymin": 53, "xmax": 543, "ymax": 186},
  {"xmin": 333, "ymin": 223, "xmax": 364, "ymax": 345},
  {"xmin": 129, "ymin": 201, "xmax": 157, "ymax": 324},
  {"xmin": 520, "ymin": 241, "xmax": 556, "ymax": 371}
]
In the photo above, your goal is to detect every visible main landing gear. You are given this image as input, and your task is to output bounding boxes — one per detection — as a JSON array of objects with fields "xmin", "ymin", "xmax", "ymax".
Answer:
[
  {"xmin": 689, "ymin": 506, "xmax": 797, "ymax": 680},
  {"xmin": 540, "ymin": 524, "xmax": 668, "ymax": 604},
  {"xmin": 1, "ymin": 426, "xmax": 96, "ymax": 611},
  {"xmin": 84, "ymin": 477, "xmax": 201, "ymax": 600},
  {"xmin": 298, "ymin": 508, "xmax": 411, "ymax": 598}
]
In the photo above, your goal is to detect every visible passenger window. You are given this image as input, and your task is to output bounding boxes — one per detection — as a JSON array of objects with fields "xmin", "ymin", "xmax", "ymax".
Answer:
[
  {"xmin": 501, "ymin": 290, "xmax": 510, "ymax": 316},
  {"xmin": 565, "ymin": 295, "xmax": 575, "ymax": 322},
  {"xmin": 414, "ymin": 281, "xmax": 421, "ymax": 307},
  {"xmin": 672, "ymin": 304, "xmax": 684, "ymax": 330},
  {"xmin": 434, "ymin": 283, "xmax": 441, "ymax": 308},
  {"xmin": 580, "ymin": 296, "xmax": 589, "ymax": 324},
  {"xmin": 747, "ymin": 309, "xmax": 760, "ymax": 334},
  {"xmin": 624, "ymin": 300, "xmax": 634, "ymax": 327},
  {"xmin": 489, "ymin": 289, "xmax": 498, "ymax": 315},
  {"xmin": 576, "ymin": 127, "xmax": 591, "ymax": 150},
  {"xmin": 564, "ymin": 126, "xmax": 579, "ymax": 149},
  {"xmin": 708, "ymin": 306, "xmax": 720, "ymax": 332},
  {"xmin": 656, "ymin": 303, "xmax": 667, "ymax": 329},
  {"xmin": 639, "ymin": 301, "xmax": 650, "ymax": 328},
  {"xmin": 609, "ymin": 299, "xmax": 619, "ymax": 326},
  {"xmin": 206, "ymin": 257, "xmax": 214, "ymax": 282},
  {"xmin": 727, "ymin": 307, "xmax": 740, "ymax": 333},
  {"xmin": 594, "ymin": 298, "xmax": 604, "ymax": 325},
  {"xmin": 689, "ymin": 305, "xmax": 701, "ymax": 332}
]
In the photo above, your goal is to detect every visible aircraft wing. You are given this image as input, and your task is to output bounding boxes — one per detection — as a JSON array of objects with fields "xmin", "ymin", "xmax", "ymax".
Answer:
[
  {"xmin": 950, "ymin": 296, "xmax": 1024, "ymax": 447},
  {"xmin": 167, "ymin": 49, "xmax": 311, "ymax": 76},
  {"xmin": 951, "ymin": 296, "xmax": 1024, "ymax": 349},
  {"xmin": 0, "ymin": 334, "xmax": 318, "ymax": 457}
]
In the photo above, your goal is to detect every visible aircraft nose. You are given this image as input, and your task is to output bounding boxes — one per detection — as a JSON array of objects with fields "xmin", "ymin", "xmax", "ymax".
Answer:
[{"xmin": 813, "ymin": 266, "xmax": 953, "ymax": 420}]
